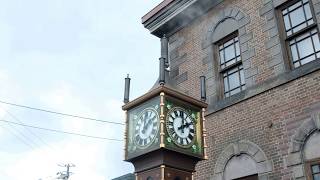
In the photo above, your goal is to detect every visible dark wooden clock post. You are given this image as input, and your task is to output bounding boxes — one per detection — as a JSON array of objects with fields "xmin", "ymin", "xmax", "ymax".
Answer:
[{"xmin": 122, "ymin": 37, "xmax": 208, "ymax": 180}]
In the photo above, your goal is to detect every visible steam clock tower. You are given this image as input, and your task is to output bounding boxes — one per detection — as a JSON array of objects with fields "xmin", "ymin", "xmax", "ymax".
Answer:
[{"xmin": 122, "ymin": 36, "xmax": 208, "ymax": 180}]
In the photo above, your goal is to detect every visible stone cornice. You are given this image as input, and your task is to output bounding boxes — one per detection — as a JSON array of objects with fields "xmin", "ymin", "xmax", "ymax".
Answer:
[{"xmin": 142, "ymin": 0, "xmax": 223, "ymax": 37}]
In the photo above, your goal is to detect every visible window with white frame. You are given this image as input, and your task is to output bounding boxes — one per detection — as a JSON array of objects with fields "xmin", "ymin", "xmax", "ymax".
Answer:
[
  {"xmin": 217, "ymin": 34, "xmax": 245, "ymax": 98},
  {"xmin": 280, "ymin": 0, "xmax": 320, "ymax": 68}
]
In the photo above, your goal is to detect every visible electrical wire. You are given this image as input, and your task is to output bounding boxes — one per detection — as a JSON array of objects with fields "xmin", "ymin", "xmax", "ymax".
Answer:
[
  {"xmin": 0, "ymin": 106, "xmax": 58, "ymax": 151},
  {"xmin": 0, "ymin": 123, "xmax": 37, "ymax": 150},
  {"xmin": 0, "ymin": 100, "xmax": 124, "ymax": 125},
  {"xmin": 0, "ymin": 119, "xmax": 123, "ymax": 141}
]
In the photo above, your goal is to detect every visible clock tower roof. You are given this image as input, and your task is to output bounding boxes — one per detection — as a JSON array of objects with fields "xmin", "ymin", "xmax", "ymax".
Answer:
[{"xmin": 122, "ymin": 85, "xmax": 207, "ymax": 111}]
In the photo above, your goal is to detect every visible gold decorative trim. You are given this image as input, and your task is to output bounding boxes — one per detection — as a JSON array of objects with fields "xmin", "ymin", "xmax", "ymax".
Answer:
[
  {"xmin": 160, "ymin": 165, "xmax": 165, "ymax": 180},
  {"xmin": 122, "ymin": 85, "xmax": 207, "ymax": 110},
  {"xmin": 124, "ymin": 110, "xmax": 128, "ymax": 160},
  {"xmin": 202, "ymin": 108, "xmax": 208, "ymax": 160},
  {"xmin": 160, "ymin": 92, "xmax": 165, "ymax": 148}
]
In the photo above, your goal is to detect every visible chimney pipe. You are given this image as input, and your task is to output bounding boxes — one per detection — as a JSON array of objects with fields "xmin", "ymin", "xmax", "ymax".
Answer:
[
  {"xmin": 161, "ymin": 34, "xmax": 169, "ymax": 68},
  {"xmin": 200, "ymin": 76, "xmax": 206, "ymax": 101},
  {"xmin": 123, "ymin": 74, "xmax": 131, "ymax": 103},
  {"xmin": 159, "ymin": 57, "xmax": 166, "ymax": 85}
]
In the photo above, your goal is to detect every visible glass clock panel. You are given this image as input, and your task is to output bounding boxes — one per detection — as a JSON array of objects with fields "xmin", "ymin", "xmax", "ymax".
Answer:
[
  {"xmin": 126, "ymin": 96, "xmax": 160, "ymax": 160},
  {"xmin": 164, "ymin": 96, "xmax": 204, "ymax": 158}
]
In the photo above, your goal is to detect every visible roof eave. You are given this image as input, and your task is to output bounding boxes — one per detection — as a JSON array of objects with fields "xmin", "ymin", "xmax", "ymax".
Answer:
[{"xmin": 142, "ymin": 0, "xmax": 223, "ymax": 38}]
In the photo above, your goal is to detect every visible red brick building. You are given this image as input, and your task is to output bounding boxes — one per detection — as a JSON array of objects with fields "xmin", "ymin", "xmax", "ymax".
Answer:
[{"xmin": 141, "ymin": 0, "xmax": 320, "ymax": 179}]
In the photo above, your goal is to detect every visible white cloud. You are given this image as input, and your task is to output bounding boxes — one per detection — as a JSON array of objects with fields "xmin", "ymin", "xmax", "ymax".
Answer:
[
  {"xmin": 39, "ymin": 81, "xmax": 95, "ymax": 132},
  {"xmin": 0, "ymin": 69, "xmax": 22, "ymax": 101}
]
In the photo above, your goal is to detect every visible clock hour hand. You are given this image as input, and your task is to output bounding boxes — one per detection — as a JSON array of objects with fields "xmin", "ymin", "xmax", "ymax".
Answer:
[
  {"xmin": 142, "ymin": 115, "xmax": 156, "ymax": 134},
  {"xmin": 178, "ymin": 118, "xmax": 187, "ymax": 133},
  {"xmin": 184, "ymin": 122, "xmax": 193, "ymax": 128},
  {"xmin": 178, "ymin": 120, "xmax": 193, "ymax": 132}
]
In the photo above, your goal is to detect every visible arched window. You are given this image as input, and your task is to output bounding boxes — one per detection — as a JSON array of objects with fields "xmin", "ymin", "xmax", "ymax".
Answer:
[
  {"xmin": 224, "ymin": 154, "xmax": 258, "ymax": 180},
  {"xmin": 304, "ymin": 131, "xmax": 320, "ymax": 180},
  {"xmin": 287, "ymin": 112, "xmax": 320, "ymax": 179},
  {"xmin": 213, "ymin": 141, "xmax": 272, "ymax": 180}
]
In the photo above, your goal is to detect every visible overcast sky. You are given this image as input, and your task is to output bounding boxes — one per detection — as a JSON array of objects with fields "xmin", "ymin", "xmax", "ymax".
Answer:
[{"xmin": 0, "ymin": 0, "xmax": 161, "ymax": 179}]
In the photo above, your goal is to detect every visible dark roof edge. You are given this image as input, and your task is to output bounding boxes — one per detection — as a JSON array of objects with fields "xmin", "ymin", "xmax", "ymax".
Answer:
[
  {"xmin": 142, "ymin": 0, "xmax": 175, "ymax": 24},
  {"xmin": 142, "ymin": 0, "xmax": 223, "ymax": 38}
]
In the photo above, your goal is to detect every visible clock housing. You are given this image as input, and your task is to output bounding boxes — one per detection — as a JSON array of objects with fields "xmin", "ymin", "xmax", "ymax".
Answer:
[
  {"xmin": 126, "ymin": 96, "xmax": 160, "ymax": 160},
  {"xmin": 164, "ymin": 96, "xmax": 204, "ymax": 158},
  {"xmin": 123, "ymin": 86, "xmax": 207, "ymax": 162}
]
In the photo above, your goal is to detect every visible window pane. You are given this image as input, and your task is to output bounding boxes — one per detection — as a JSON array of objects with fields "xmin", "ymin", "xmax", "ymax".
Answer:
[
  {"xmin": 228, "ymin": 72, "xmax": 240, "ymax": 90},
  {"xmin": 283, "ymin": 15, "xmax": 291, "ymax": 31},
  {"xmin": 307, "ymin": 19, "xmax": 314, "ymax": 26},
  {"xmin": 312, "ymin": 165, "xmax": 320, "ymax": 173},
  {"xmin": 304, "ymin": 4, "xmax": 312, "ymax": 20},
  {"xmin": 297, "ymin": 37, "xmax": 314, "ymax": 58},
  {"xmin": 296, "ymin": 30, "xmax": 311, "ymax": 41},
  {"xmin": 293, "ymin": 23, "xmax": 307, "ymax": 33},
  {"xmin": 224, "ymin": 45, "xmax": 236, "ymax": 61},
  {"xmin": 219, "ymin": 36, "xmax": 241, "ymax": 69},
  {"xmin": 223, "ymin": 65, "xmax": 245, "ymax": 97},
  {"xmin": 313, "ymin": 174, "xmax": 320, "ymax": 180},
  {"xmin": 290, "ymin": 45, "xmax": 299, "ymax": 61},
  {"xmin": 289, "ymin": 1, "xmax": 302, "ymax": 11},
  {"xmin": 312, "ymin": 34, "xmax": 320, "ymax": 51},
  {"xmin": 224, "ymin": 77, "xmax": 229, "ymax": 92},
  {"xmin": 288, "ymin": 27, "xmax": 320, "ymax": 68},
  {"xmin": 283, "ymin": 0, "xmax": 314, "ymax": 37},
  {"xmin": 289, "ymin": 7, "xmax": 306, "ymax": 28},
  {"xmin": 230, "ymin": 88, "xmax": 241, "ymax": 95},
  {"xmin": 226, "ymin": 59, "xmax": 236, "ymax": 67},
  {"xmin": 240, "ymin": 69, "xmax": 245, "ymax": 85},
  {"xmin": 235, "ymin": 42, "xmax": 240, "ymax": 56},
  {"xmin": 220, "ymin": 50, "xmax": 225, "ymax": 64},
  {"xmin": 224, "ymin": 39, "xmax": 234, "ymax": 47},
  {"xmin": 300, "ymin": 55, "xmax": 315, "ymax": 65}
]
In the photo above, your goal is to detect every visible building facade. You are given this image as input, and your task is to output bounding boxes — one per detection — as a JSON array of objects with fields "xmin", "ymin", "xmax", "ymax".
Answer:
[{"xmin": 141, "ymin": 0, "xmax": 320, "ymax": 179}]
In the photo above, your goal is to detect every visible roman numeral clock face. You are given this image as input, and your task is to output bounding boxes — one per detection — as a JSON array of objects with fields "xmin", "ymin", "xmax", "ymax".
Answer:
[
  {"xmin": 166, "ymin": 107, "xmax": 195, "ymax": 148},
  {"xmin": 134, "ymin": 108, "xmax": 159, "ymax": 148}
]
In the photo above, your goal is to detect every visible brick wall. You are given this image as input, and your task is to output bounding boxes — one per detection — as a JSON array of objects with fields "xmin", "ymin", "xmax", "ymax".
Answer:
[
  {"xmin": 167, "ymin": 0, "xmax": 320, "ymax": 179},
  {"xmin": 196, "ymin": 70, "xmax": 320, "ymax": 179}
]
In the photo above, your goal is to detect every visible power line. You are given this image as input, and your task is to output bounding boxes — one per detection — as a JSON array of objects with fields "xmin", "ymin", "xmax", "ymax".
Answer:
[
  {"xmin": 0, "ymin": 123, "xmax": 37, "ymax": 150},
  {"xmin": 0, "ymin": 100, "xmax": 124, "ymax": 125},
  {"xmin": 0, "ymin": 108, "xmax": 61, "ymax": 160},
  {"xmin": 0, "ymin": 111, "xmax": 40, "ymax": 150},
  {"xmin": 0, "ymin": 119, "xmax": 123, "ymax": 141},
  {"xmin": 0, "ymin": 106, "xmax": 58, "ymax": 152}
]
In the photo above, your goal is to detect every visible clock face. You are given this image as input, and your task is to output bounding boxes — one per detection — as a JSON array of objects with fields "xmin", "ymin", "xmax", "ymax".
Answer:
[
  {"xmin": 134, "ymin": 108, "xmax": 159, "ymax": 148},
  {"xmin": 166, "ymin": 107, "xmax": 195, "ymax": 148}
]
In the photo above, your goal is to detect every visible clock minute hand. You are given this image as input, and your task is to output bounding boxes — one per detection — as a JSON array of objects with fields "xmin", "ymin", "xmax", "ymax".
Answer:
[
  {"xmin": 142, "ymin": 115, "xmax": 155, "ymax": 134},
  {"xmin": 179, "ymin": 121, "xmax": 192, "ymax": 130},
  {"xmin": 178, "ymin": 117, "xmax": 187, "ymax": 133}
]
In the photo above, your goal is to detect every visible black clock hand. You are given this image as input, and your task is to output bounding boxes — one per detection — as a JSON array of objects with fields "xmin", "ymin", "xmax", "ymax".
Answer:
[
  {"xmin": 178, "ymin": 120, "xmax": 193, "ymax": 131},
  {"xmin": 184, "ymin": 122, "xmax": 193, "ymax": 128},
  {"xmin": 142, "ymin": 115, "xmax": 156, "ymax": 134},
  {"xmin": 178, "ymin": 117, "xmax": 187, "ymax": 133},
  {"xmin": 141, "ymin": 112, "xmax": 148, "ymax": 134}
]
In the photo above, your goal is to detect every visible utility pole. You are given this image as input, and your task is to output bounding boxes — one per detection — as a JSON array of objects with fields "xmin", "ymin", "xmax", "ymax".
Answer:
[{"xmin": 56, "ymin": 163, "xmax": 75, "ymax": 180}]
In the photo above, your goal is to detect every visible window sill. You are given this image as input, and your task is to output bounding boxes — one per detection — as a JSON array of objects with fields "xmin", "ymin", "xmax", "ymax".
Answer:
[{"xmin": 206, "ymin": 59, "xmax": 320, "ymax": 116}]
